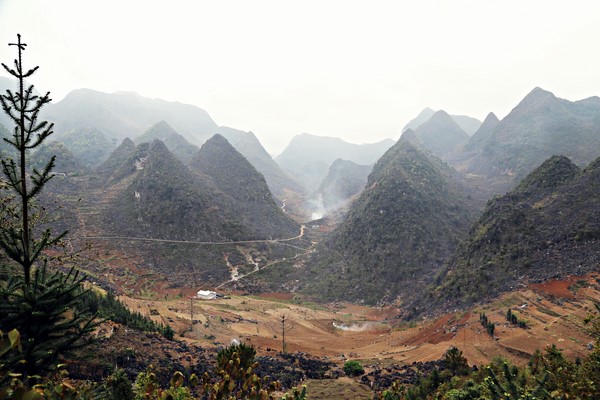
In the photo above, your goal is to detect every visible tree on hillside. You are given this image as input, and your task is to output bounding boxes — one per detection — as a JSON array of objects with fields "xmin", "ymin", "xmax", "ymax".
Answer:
[{"xmin": 0, "ymin": 34, "xmax": 96, "ymax": 379}]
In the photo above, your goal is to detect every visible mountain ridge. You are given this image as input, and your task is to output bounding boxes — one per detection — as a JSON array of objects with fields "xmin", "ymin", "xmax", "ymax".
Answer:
[
  {"xmin": 428, "ymin": 154, "xmax": 600, "ymax": 313},
  {"xmin": 304, "ymin": 137, "xmax": 477, "ymax": 305}
]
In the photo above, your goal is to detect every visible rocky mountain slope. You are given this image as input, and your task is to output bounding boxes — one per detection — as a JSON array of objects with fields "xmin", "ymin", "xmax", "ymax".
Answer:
[
  {"xmin": 216, "ymin": 126, "xmax": 304, "ymax": 201},
  {"xmin": 105, "ymin": 139, "xmax": 247, "ymax": 241},
  {"xmin": 430, "ymin": 154, "xmax": 600, "ymax": 311},
  {"xmin": 460, "ymin": 112, "xmax": 500, "ymax": 155},
  {"xmin": 191, "ymin": 134, "xmax": 298, "ymax": 239},
  {"xmin": 99, "ymin": 136, "xmax": 298, "ymax": 242},
  {"xmin": 304, "ymin": 131, "xmax": 477, "ymax": 305},
  {"xmin": 95, "ymin": 138, "xmax": 136, "ymax": 181},
  {"xmin": 31, "ymin": 141, "xmax": 82, "ymax": 173}
]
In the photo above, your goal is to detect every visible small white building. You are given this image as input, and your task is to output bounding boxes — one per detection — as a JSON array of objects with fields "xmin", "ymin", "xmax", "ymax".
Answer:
[{"xmin": 196, "ymin": 290, "xmax": 217, "ymax": 300}]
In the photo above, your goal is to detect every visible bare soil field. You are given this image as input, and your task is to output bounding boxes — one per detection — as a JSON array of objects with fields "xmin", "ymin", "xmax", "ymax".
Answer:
[{"xmin": 117, "ymin": 272, "xmax": 600, "ymax": 368}]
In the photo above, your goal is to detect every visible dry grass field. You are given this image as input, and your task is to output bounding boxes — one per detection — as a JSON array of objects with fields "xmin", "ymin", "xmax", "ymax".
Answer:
[{"xmin": 117, "ymin": 272, "xmax": 600, "ymax": 369}]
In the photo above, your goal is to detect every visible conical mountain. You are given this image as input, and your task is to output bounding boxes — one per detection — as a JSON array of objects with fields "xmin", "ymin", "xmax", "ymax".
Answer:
[
  {"xmin": 514, "ymin": 155, "xmax": 581, "ymax": 196},
  {"xmin": 56, "ymin": 127, "xmax": 116, "ymax": 168},
  {"xmin": 463, "ymin": 112, "xmax": 499, "ymax": 153},
  {"xmin": 216, "ymin": 126, "xmax": 304, "ymax": 200},
  {"xmin": 305, "ymin": 136, "xmax": 476, "ymax": 305},
  {"xmin": 134, "ymin": 121, "xmax": 199, "ymax": 164},
  {"xmin": 465, "ymin": 87, "xmax": 600, "ymax": 181},
  {"xmin": 191, "ymin": 134, "xmax": 299, "ymax": 239},
  {"xmin": 403, "ymin": 108, "xmax": 481, "ymax": 135},
  {"xmin": 430, "ymin": 154, "xmax": 600, "ymax": 312},
  {"xmin": 414, "ymin": 110, "xmax": 470, "ymax": 159},
  {"xmin": 108, "ymin": 139, "xmax": 250, "ymax": 241},
  {"xmin": 402, "ymin": 107, "xmax": 436, "ymax": 132},
  {"xmin": 95, "ymin": 138, "xmax": 136, "ymax": 181}
]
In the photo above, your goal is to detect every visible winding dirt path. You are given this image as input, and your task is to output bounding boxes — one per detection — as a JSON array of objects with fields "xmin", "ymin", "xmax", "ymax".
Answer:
[{"xmin": 76, "ymin": 224, "xmax": 306, "ymax": 246}]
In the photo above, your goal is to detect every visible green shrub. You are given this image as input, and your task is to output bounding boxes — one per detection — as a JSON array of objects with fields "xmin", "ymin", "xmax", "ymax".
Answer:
[{"xmin": 343, "ymin": 360, "xmax": 364, "ymax": 376}]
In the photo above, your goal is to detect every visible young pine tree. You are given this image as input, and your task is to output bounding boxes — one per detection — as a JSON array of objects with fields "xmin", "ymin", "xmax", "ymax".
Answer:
[{"xmin": 0, "ymin": 34, "xmax": 96, "ymax": 379}]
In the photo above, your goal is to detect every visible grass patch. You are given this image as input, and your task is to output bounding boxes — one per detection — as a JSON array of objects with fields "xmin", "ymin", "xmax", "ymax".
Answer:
[
  {"xmin": 210, "ymin": 303, "xmax": 241, "ymax": 311},
  {"xmin": 292, "ymin": 300, "xmax": 328, "ymax": 311},
  {"xmin": 244, "ymin": 296, "xmax": 293, "ymax": 308},
  {"xmin": 536, "ymin": 306, "xmax": 561, "ymax": 318},
  {"xmin": 568, "ymin": 280, "xmax": 589, "ymax": 294}
]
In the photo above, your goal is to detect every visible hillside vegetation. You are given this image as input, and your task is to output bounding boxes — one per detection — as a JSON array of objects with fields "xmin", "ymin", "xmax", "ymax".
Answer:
[
  {"xmin": 304, "ymin": 133, "xmax": 477, "ymax": 305},
  {"xmin": 431, "ymin": 154, "xmax": 600, "ymax": 311}
]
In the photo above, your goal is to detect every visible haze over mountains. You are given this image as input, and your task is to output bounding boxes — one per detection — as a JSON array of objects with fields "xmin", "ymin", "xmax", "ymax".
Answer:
[
  {"xmin": 3, "ymin": 83, "xmax": 599, "ymax": 319},
  {"xmin": 276, "ymin": 132, "xmax": 395, "ymax": 193},
  {"xmin": 313, "ymin": 159, "xmax": 372, "ymax": 215},
  {"xmin": 402, "ymin": 107, "xmax": 482, "ymax": 135},
  {"xmin": 43, "ymin": 89, "xmax": 218, "ymax": 146},
  {"xmin": 413, "ymin": 110, "xmax": 470, "ymax": 159},
  {"xmin": 298, "ymin": 87, "xmax": 600, "ymax": 312},
  {"xmin": 459, "ymin": 87, "xmax": 600, "ymax": 183}
]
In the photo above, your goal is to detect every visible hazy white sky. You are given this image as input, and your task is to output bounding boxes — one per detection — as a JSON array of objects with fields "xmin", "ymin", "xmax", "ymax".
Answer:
[{"xmin": 2, "ymin": 0, "xmax": 600, "ymax": 155}]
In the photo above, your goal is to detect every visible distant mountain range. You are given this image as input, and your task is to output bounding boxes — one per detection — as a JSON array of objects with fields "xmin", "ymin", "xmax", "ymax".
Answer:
[
  {"xmin": 402, "ymin": 107, "xmax": 482, "ymax": 135},
  {"xmin": 276, "ymin": 132, "xmax": 395, "ymax": 193},
  {"xmin": 134, "ymin": 121, "xmax": 199, "ymax": 164},
  {"xmin": 43, "ymin": 89, "xmax": 218, "ymax": 146},
  {"xmin": 5, "ymin": 81, "xmax": 599, "ymax": 318},
  {"xmin": 37, "ymin": 89, "xmax": 302, "ymax": 204},
  {"xmin": 247, "ymin": 87, "xmax": 600, "ymax": 315},
  {"xmin": 460, "ymin": 87, "xmax": 600, "ymax": 183}
]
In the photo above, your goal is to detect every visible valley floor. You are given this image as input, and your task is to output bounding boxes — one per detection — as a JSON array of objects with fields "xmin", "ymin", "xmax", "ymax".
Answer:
[{"xmin": 116, "ymin": 272, "xmax": 600, "ymax": 368}]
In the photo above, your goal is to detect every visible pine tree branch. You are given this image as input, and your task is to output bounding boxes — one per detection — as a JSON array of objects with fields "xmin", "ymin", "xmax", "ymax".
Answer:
[
  {"xmin": 22, "ymin": 66, "xmax": 39, "ymax": 78},
  {"xmin": 1, "ymin": 62, "xmax": 18, "ymax": 76},
  {"xmin": 1, "ymin": 159, "xmax": 24, "ymax": 196},
  {"xmin": 28, "ymin": 156, "xmax": 56, "ymax": 199},
  {"xmin": 0, "ymin": 229, "xmax": 25, "ymax": 263}
]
